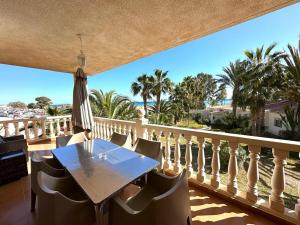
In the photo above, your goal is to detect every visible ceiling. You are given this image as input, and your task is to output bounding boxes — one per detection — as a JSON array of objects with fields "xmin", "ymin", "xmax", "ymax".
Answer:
[{"xmin": 0, "ymin": 0, "xmax": 298, "ymax": 75}]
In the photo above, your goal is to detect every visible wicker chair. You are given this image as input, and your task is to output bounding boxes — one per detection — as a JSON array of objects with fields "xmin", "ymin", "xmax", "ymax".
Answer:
[
  {"xmin": 31, "ymin": 156, "xmax": 66, "ymax": 212},
  {"xmin": 36, "ymin": 171, "xmax": 95, "ymax": 225},
  {"xmin": 56, "ymin": 132, "xmax": 87, "ymax": 148},
  {"xmin": 110, "ymin": 132, "xmax": 131, "ymax": 148},
  {"xmin": 109, "ymin": 169, "xmax": 191, "ymax": 225}
]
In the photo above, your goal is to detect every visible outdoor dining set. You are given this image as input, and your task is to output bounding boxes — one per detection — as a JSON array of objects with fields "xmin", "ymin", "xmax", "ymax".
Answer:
[{"xmin": 29, "ymin": 132, "xmax": 192, "ymax": 225}]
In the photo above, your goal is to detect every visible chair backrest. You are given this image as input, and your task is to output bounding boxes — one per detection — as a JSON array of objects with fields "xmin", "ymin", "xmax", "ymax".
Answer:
[
  {"xmin": 37, "ymin": 171, "xmax": 95, "ymax": 225},
  {"xmin": 56, "ymin": 132, "xmax": 87, "ymax": 148},
  {"xmin": 110, "ymin": 132, "xmax": 131, "ymax": 148},
  {"xmin": 133, "ymin": 138, "xmax": 162, "ymax": 165},
  {"xmin": 151, "ymin": 169, "xmax": 191, "ymax": 225},
  {"xmin": 31, "ymin": 157, "xmax": 65, "ymax": 194}
]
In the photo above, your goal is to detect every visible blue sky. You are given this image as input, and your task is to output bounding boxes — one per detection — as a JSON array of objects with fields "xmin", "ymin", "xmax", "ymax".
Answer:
[{"xmin": 0, "ymin": 3, "xmax": 299, "ymax": 104}]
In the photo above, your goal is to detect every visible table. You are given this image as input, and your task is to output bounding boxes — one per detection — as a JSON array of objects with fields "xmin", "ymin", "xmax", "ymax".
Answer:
[{"xmin": 52, "ymin": 139, "xmax": 159, "ymax": 225}]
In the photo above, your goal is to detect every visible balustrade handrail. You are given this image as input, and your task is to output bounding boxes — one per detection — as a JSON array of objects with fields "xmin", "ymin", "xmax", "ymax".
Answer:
[
  {"xmin": 143, "ymin": 123, "xmax": 300, "ymax": 152},
  {"xmin": 93, "ymin": 117, "xmax": 136, "ymax": 125}
]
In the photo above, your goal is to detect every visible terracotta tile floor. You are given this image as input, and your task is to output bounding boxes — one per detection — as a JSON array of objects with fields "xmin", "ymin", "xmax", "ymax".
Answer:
[{"xmin": 0, "ymin": 141, "xmax": 277, "ymax": 225}]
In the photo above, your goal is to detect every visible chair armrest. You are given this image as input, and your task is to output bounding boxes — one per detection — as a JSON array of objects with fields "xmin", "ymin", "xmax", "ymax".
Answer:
[
  {"xmin": 110, "ymin": 197, "xmax": 151, "ymax": 225},
  {"xmin": 147, "ymin": 171, "xmax": 180, "ymax": 193}
]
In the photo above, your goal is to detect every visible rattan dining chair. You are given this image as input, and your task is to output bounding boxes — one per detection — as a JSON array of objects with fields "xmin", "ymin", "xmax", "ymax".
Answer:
[
  {"xmin": 36, "ymin": 171, "xmax": 95, "ymax": 225},
  {"xmin": 109, "ymin": 169, "xmax": 191, "ymax": 225},
  {"xmin": 56, "ymin": 132, "xmax": 88, "ymax": 148},
  {"xmin": 133, "ymin": 138, "xmax": 162, "ymax": 169},
  {"xmin": 30, "ymin": 156, "xmax": 66, "ymax": 212},
  {"xmin": 110, "ymin": 132, "xmax": 131, "ymax": 148}
]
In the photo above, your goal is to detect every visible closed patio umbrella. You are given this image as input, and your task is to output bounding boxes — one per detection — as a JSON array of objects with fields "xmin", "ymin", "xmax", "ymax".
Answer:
[{"xmin": 72, "ymin": 68, "xmax": 94, "ymax": 134}]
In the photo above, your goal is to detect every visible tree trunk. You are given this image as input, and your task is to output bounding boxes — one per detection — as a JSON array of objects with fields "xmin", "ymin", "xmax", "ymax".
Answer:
[
  {"xmin": 256, "ymin": 106, "xmax": 264, "ymax": 136},
  {"xmin": 297, "ymin": 103, "xmax": 300, "ymax": 139},
  {"xmin": 251, "ymin": 110, "xmax": 257, "ymax": 136},
  {"xmin": 260, "ymin": 106, "xmax": 265, "ymax": 136},
  {"xmin": 143, "ymin": 96, "xmax": 148, "ymax": 118},
  {"xmin": 156, "ymin": 92, "xmax": 161, "ymax": 113},
  {"xmin": 232, "ymin": 102, "xmax": 237, "ymax": 117}
]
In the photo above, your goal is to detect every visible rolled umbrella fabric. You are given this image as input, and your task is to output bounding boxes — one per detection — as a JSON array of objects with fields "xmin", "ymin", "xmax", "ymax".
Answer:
[{"xmin": 72, "ymin": 68, "xmax": 94, "ymax": 133}]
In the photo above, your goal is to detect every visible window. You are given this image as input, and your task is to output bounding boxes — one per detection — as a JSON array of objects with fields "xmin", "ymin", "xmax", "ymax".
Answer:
[{"xmin": 274, "ymin": 118, "xmax": 282, "ymax": 128}]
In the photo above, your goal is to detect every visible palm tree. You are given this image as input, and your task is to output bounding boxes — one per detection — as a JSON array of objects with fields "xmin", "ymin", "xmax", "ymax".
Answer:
[
  {"xmin": 131, "ymin": 74, "xmax": 152, "ymax": 117},
  {"xmin": 218, "ymin": 60, "xmax": 245, "ymax": 117},
  {"xmin": 89, "ymin": 89, "xmax": 138, "ymax": 120},
  {"xmin": 148, "ymin": 100, "xmax": 173, "ymax": 125},
  {"xmin": 280, "ymin": 106, "xmax": 298, "ymax": 140},
  {"xmin": 243, "ymin": 44, "xmax": 283, "ymax": 135},
  {"xmin": 47, "ymin": 106, "xmax": 71, "ymax": 116},
  {"xmin": 150, "ymin": 69, "xmax": 173, "ymax": 113},
  {"xmin": 282, "ymin": 38, "xmax": 300, "ymax": 136}
]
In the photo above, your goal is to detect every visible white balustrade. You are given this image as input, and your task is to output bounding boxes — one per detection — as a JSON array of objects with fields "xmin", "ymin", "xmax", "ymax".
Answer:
[
  {"xmin": 185, "ymin": 134, "xmax": 193, "ymax": 177},
  {"xmin": 246, "ymin": 145, "xmax": 260, "ymax": 202},
  {"xmin": 1, "ymin": 115, "xmax": 300, "ymax": 223},
  {"xmin": 269, "ymin": 149, "xmax": 288, "ymax": 212},
  {"xmin": 164, "ymin": 131, "xmax": 171, "ymax": 169},
  {"xmin": 33, "ymin": 120, "xmax": 38, "ymax": 139},
  {"xmin": 4, "ymin": 122, "xmax": 9, "ymax": 137},
  {"xmin": 55, "ymin": 119, "xmax": 60, "ymax": 135},
  {"xmin": 196, "ymin": 137, "xmax": 205, "ymax": 182},
  {"xmin": 227, "ymin": 142, "xmax": 239, "ymax": 195},
  {"xmin": 173, "ymin": 132, "xmax": 181, "ymax": 173},
  {"xmin": 211, "ymin": 139, "xmax": 220, "ymax": 188},
  {"xmin": 13, "ymin": 122, "xmax": 19, "ymax": 136},
  {"xmin": 49, "ymin": 119, "xmax": 54, "ymax": 137},
  {"xmin": 23, "ymin": 121, "xmax": 30, "ymax": 139}
]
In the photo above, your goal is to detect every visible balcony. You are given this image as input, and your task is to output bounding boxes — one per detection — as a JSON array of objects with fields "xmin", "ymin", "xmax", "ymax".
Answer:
[{"xmin": 0, "ymin": 116, "xmax": 299, "ymax": 225}]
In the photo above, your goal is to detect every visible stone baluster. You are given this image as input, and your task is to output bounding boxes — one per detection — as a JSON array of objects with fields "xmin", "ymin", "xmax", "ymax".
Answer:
[
  {"xmin": 197, "ymin": 137, "xmax": 205, "ymax": 183},
  {"xmin": 211, "ymin": 139, "xmax": 220, "ymax": 188},
  {"xmin": 63, "ymin": 118, "xmax": 67, "ymax": 134},
  {"xmin": 173, "ymin": 133, "xmax": 181, "ymax": 173},
  {"xmin": 41, "ymin": 119, "xmax": 47, "ymax": 139},
  {"xmin": 185, "ymin": 134, "xmax": 193, "ymax": 177},
  {"xmin": 127, "ymin": 125, "xmax": 132, "ymax": 145},
  {"xmin": 118, "ymin": 123, "xmax": 122, "ymax": 134},
  {"xmin": 56, "ymin": 119, "xmax": 60, "ymax": 135},
  {"xmin": 155, "ymin": 130, "xmax": 162, "ymax": 143},
  {"xmin": 3, "ymin": 122, "xmax": 9, "ymax": 137},
  {"xmin": 100, "ymin": 122, "xmax": 104, "ymax": 139},
  {"xmin": 13, "ymin": 122, "xmax": 19, "ymax": 136},
  {"xmin": 123, "ymin": 124, "xmax": 127, "ymax": 135},
  {"xmin": 49, "ymin": 119, "xmax": 55, "ymax": 138},
  {"xmin": 23, "ymin": 121, "xmax": 30, "ymax": 140},
  {"xmin": 148, "ymin": 129, "xmax": 154, "ymax": 141},
  {"xmin": 33, "ymin": 120, "xmax": 39, "ymax": 139},
  {"xmin": 110, "ymin": 123, "xmax": 114, "ymax": 136},
  {"xmin": 269, "ymin": 149, "xmax": 288, "ymax": 212},
  {"xmin": 246, "ymin": 145, "xmax": 261, "ymax": 202},
  {"xmin": 227, "ymin": 142, "xmax": 239, "ymax": 195},
  {"xmin": 97, "ymin": 121, "xmax": 102, "ymax": 138},
  {"xmin": 132, "ymin": 127, "xmax": 137, "ymax": 144},
  {"xmin": 69, "ymin": 118, "xmax": 73, "ymax": 134},
  {"xmin": 295, "ymin": 183, "xmax": 300, "ymax": 220},
  {"xmin": 163, "ymin": 131, "xmax": 171, "ymax": 170},
  {"xmin": 142, "ymin": 127, "xmax": 148, "ymax": 140},
  {"xmin": 113, "ymin": 123, "xmax": 118, "ymax": 134},
  {"xmin": 103, "ymin": 122, "xmax": 107, "ymax": 139}
]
